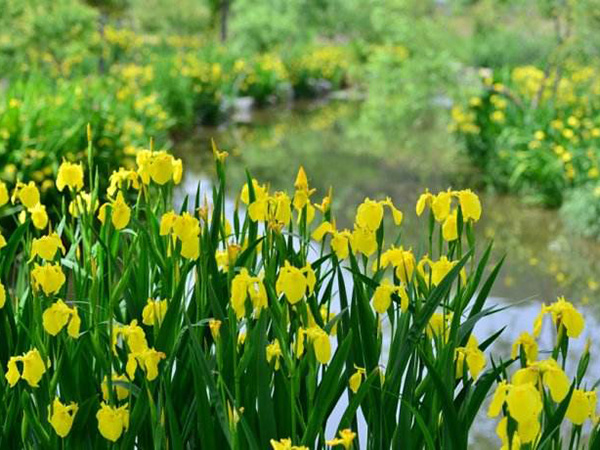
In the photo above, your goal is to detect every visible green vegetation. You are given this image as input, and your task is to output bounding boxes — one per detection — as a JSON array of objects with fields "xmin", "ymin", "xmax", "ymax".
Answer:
[{"xmin": 1, "ymin": 0, "xmax": 600, "ymax": 448}]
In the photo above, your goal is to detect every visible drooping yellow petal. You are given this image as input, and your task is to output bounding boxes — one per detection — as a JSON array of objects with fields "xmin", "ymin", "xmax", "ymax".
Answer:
[
  {"xmin": 20, "ymin": 348, "xmax": 47, "ymax": 387},
  {"xmin": 350, "ymin": 226, "xmax": 377, "ymax": 257},
  {"xmin": 506, "ymin": 383, "xmax": 542, "ymax": 424},
  {"xmin": 349, "ymin": 367, "xmax": 365, "ymax": 393},
  {"xmin": 276, "ymin": 262, "xmax": 307, "ymax": 304},
  {"xmin": 97, "ymin": 403, "xmax": 129, "ymax": 442},
  {"xmin": 372, "ymin": 280, "xmax": 394, "ymax": 314},
  {"xmin": 56, "ymin": 162, "xmax": 84, "ymax": 192},
  {"xmin": 31, "ymin": 233, "xmax": 66, "ymax": 261},
  {"xmin": 458, "ymin": 189, "xmax": 482, "ymax": 222},
  {"xmin": 511, "ymin": 332, "xmax": 538, "ymax": 363},
  {"xmin": 29, "ymin": 203, "xmax": 49, "ymax": 230},
  {"xmin": 48, "ymin": 398, "xmax": 78, "ymax": 438},
  {"xmin": 312, "ymin": 221, "xmax": 334, "ymax": 242},
  {"xmin": 517, "ymin": 416, "xmax": 540, "ymax": 444},
  {"xmin": 111, "ymin": 192, "xmax": 131, "ymax": 230},
  {"xmin": 566, "ymin": 389, "xmax": 591, "ymax": 425},
  {"xmin": 42, "ymin": 300, "xmax": 72, "ymax": 336},
  {"xmin": 431, "ymin": 191, "xmax": 452, "ymax": 222},
  {"xmin": 0, "ymin": 281, "xmax": 6, "ymax": 309},
  {"xmin": 488, "ymin": 381, "xmax": 510, "ymax": 417},
  {"xmin": 542, "ymin": 365, "xmax": 570, "ymax": 403},
  {"xmin": 149, "ymin": 152, "xmax": 174, "ymax": 185},
  {"xmin": 5, "ymin": 357, "xmax": 20, "ymax": 387},
  {"xmin": 355, "ymin": 198, "xmax": 384, "ymax": 231},
  {"xmin": 442, "ymin": 211, "xmax": 458, "ymax": 241},
  {"xmin": 31, "ymin": 263, "xmax": 66, "ymax": 296}
]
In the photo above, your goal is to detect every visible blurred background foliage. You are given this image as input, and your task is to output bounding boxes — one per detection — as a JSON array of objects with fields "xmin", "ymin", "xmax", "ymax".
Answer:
[{"xmin": 2, "ymin": 0, "xmax": 600, "ymax": 236}]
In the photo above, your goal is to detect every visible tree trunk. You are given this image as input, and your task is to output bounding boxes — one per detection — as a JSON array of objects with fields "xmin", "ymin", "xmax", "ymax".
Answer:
[
  {"xmin": 220, "ymin": 0, "xmax": 229, "ymax": 42},
  {"xmin": 98, "ymin": 13, "xmax": 107, "ymax": 74}
]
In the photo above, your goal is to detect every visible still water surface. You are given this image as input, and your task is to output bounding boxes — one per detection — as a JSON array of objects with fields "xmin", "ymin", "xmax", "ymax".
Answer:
[{"xmin": 176, "ymin": 99, "xmax": 600, "ymax": 447}]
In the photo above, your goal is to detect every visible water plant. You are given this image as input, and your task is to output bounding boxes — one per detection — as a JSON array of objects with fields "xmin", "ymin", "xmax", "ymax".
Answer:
[{"xmin": 0, "ymin": 134, "xmax": 595, "ymax": 448}]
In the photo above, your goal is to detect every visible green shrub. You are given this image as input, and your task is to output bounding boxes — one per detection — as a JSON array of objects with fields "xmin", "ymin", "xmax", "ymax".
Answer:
[{"xmin": 561, "ymin": 182, "xmax": 600, "ymax": 239}]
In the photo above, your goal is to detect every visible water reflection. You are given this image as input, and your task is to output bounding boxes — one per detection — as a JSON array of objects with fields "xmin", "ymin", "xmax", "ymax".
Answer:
[
  {"xmin": 176, "ymin": 99, "xmax": 600, "ymax": 448},
  {"xmin": 178, "ymin": 99, "xmax": 600, "ymax": 308}
]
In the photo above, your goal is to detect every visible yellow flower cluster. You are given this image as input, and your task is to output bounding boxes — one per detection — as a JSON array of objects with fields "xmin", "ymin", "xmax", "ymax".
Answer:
[
  {"xmin": 160, "ymin": 211, "xmax": 201, "ymax": 259},
  {"xmin": 416, "ymin": 188, "xmax": 481, "ymax": 241},
  {"xmin": 112, "ymin": 320, "xmax": 166, "ymax": 382},
  {"xmin": 489, "ymin": 297, "xmax": 592, "ymax": 446},
  {"xmin": 1, "ymin": 154, "xmax": 184, "ymax": 442}
]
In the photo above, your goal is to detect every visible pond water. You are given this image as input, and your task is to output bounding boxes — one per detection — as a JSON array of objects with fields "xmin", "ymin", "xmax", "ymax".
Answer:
[{"xmin": 176, "ymin": 99, "xmax": 600, "ymax": 447}]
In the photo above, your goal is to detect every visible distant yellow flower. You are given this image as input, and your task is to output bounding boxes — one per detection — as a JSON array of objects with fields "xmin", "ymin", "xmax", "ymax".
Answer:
[
  {"xmin": 326, "ymin": 429, "xmax": 357, "ymax": 449},
  {"xmin": 0, "ymin": 181, "xmax": 9, "ymax": 206},
  {"xmin": 149, "ymin": 152, "xmax": 174, "ymax": 185},
  {"xmin": 306, "ymin": 326, "xmax": 331, "ymax": 364},
  {"xmin": 430, "ymin": 256, "xmax": 457, "ymax": 286},
  {"xmin": 12, "ymin": 181, "xmax": 40, "ymax": 209},
  {"xmin": 330, "ymin": 230, "xmax": 352, "ymax": 259},
  {"xmin": 31, "ymin": 263, "xmax": 66, "ymax": 296},
  {"xmin": 107, "ymin": 168, "xmax": 140, "ymax": 197},
  {"xmin": 355, "ymin": 198, "xmax": 384, "ymax": 231},
  {"xmin": 276, "ymin": 261, "xmax": 315, "ymax": 304},
  {"xmin": 426, "ymin": 311, "xmax": 453, "ymax": 340},
  {"xmin": 491, "ymin": 110, "xmax": 505, "ymax": 123},
  {"xmin": 112, "ymin": 192, "xmax": 131, "ymax": 229},
  {"xmin": 350, "ymin": 225, "xmax": 377, "ymax": 256},
  {"xmin": 29, "ymin": 203, "xmax": 49, "ymax": 230},
  {"xmin": 349, "ymin": 366, "xmax": 366, "ymax": 393},
  {"xmin": 566, "ymin": 389, "xmax": 594, "ymax": 425},
  {"xmin": 126, "ymin": 348, "xmax": 166, "ymax": 381},
  {"xmin": 457, "ymin": 189, "xmax": 482, "ymax": 221},
  {"xmin": 101, "ymin": 374, "xmax": 130, "ymax": 401},
  {"xmin": 442, "ymin": 211, "xmax": 458, "ymax": 241},
  {"xmin": 96, "ymin": 402, "xmax": 129, "ymax": 442},
  {"xmin": 113, "ymin": 320, "xmax": 148, "ymax": 354},
  {"xmin": 372, "ymin": 279, "xmax": 409, "ymax": 314},
  {"xmin": 0, "ymin": 281, "xmax": 5, "ymax": 309},
  {"xmin": 142, "ymin": 298, "xmax": 167, "ymax": 326},
  {"xmin": 416, "ymin": 190, "xmax": 434, "ymax": 216},
  {"xmin": 48, "ymin": 398, "xmax": 78, "ymax": 438},
  {"xmin": 231, "ymin": 268, "xmax": 268, "ymax": 319},
  {"xmin": 69, "ymin": 191, "xmax": 98, "ymax": 217},
  {"xmin": 56, "ymin": 161, "xmax": 84, "ymax": 192},
  {"xmin": 209, "ymin": 319, "xmax": 222, "ymax": 340},
  {"xmin": 30, "ymin": 233, "xmax": 65, "ymax": 261},
  {"xmin": 5, "ymin": 348, "xmax": 47, "ymax": 387},
  {"xmin": 432, "ymin": 191, "xmax": 452, "ymax": 222},
  {"xmin": 42, "ymin": 299, "xmax": 80, "ymax": 338},
  {"xmin": 491, "ymin": 381, "xmax": 542, "ymax": 425},
  {"xmin": 172, "ymin": 212, "xmax": 200, "ymax": 242},
  {"xmin": 533, "ymin": 297, "xmax": 584, "ymax": 338},
  {"xmin": 211, "ymin": 139, "xmax": 229, "ymax": 162},
  {"xmin": 511, "ymin": 332, "xmax": 538, "ymax": 363},
  {"xmin": 292, "ymin": 166, "xmax": 315, "ymax": 211},
  {"xmin": 269, "ymin": 438, "xmax": 308, "ymax": 450},
  {"xmin": 512, "ymin": 358, "xmax": 569, "ymax": 403},
  {"xmin": 312, "ymin": 221, "xmax": 335, "ymax": 242},
  {"xmin": 266, "ymin": 340, "xmax": 283, "ymax": 370},
  {"xmin": 455, "ymin": 335, "xmax": 486, "ymax": 379}
]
